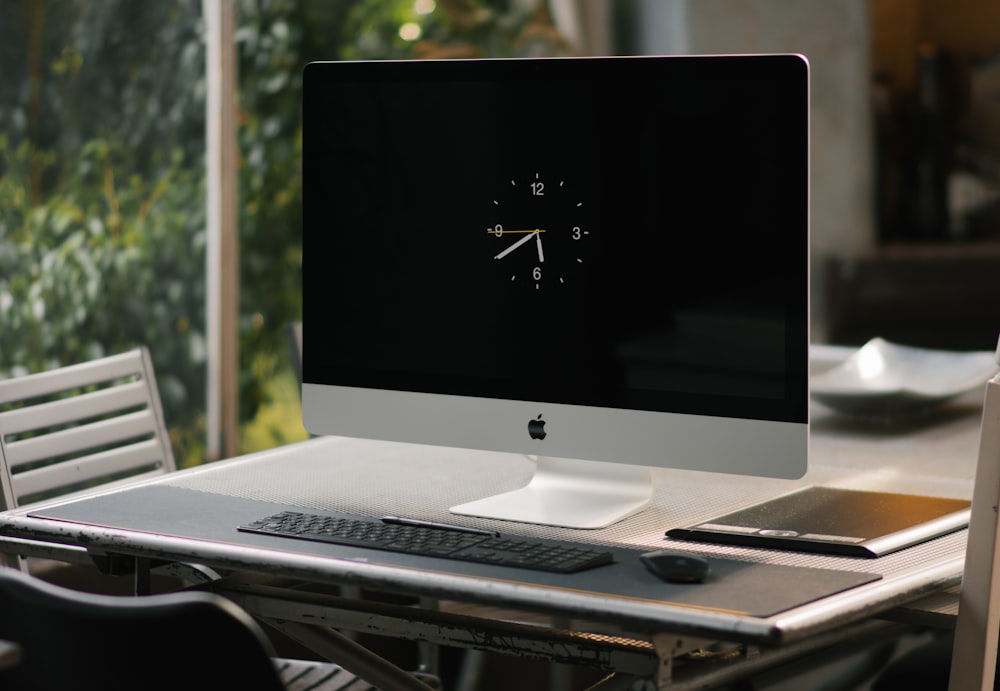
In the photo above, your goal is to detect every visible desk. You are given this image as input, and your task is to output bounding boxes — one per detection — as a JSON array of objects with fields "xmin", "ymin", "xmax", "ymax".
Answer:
[{"xmin": 0, "ymin": 388, "xmax": 983, "ymax": 689}]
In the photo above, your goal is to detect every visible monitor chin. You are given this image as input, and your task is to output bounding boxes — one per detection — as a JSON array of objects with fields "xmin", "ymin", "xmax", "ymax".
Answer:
[{"xmin": 449, "ymin": 455, "xmax": 652, "ymax": 529}]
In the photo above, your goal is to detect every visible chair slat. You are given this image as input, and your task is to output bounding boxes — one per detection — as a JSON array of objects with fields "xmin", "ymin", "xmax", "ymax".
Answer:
[
  {"xmin": 0, "ymin": 350, "xmax": 147, "ymax": 406},
  {"xmin": 12, "ymin": 439, "xmax": 167, "ymax": 502},
  {"xmin": 4, "ymin": 409, "xmax": 164, "ymax": 470},
  {"xmin": 0, "ymin": 380, "xmax": 150, "ymax": 437}
]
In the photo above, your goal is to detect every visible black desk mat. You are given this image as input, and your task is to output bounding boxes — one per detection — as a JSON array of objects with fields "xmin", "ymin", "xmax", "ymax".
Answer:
[{"xmin": 31, "ymin": 485, "xmax": 881, "ymax": 618}]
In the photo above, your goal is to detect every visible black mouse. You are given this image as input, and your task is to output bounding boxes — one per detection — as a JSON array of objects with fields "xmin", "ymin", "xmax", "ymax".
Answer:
[{"xmin": 640, "ymin": 550, "xmax": 711, "ymax": 584}]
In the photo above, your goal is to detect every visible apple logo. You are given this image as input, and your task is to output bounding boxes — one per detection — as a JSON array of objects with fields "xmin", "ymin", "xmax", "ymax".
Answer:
[{"xmin": 528, "ymin": 414, "xmax": 547, "ymax": 440}]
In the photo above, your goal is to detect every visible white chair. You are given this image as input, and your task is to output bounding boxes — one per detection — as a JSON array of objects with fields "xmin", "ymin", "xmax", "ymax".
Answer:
[
  {"xmin": 0, "ymin": 348, "xmax": 213, "ymax": 588},
  {"xmin": 870, "ymin": 340, "xmax": 1000, "ymax": 691},
  {"xmin": 949, "ymin": 355, "xmax": 1000, "ymax": 691}
]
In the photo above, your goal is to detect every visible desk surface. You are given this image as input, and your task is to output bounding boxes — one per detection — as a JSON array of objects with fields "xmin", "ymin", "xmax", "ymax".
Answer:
[{"xmin": 0, "ymin": 388, "xmax": 983, "ymax": 647}]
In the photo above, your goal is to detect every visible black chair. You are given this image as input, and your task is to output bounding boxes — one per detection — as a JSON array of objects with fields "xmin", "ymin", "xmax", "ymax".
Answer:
[
  {"xmin": 870, "ymin": 633, "xmax": 974, "ymax": 691},
  {"xmin": 0, "ymin": 567, "xmax": 372, "ymax": 691}
]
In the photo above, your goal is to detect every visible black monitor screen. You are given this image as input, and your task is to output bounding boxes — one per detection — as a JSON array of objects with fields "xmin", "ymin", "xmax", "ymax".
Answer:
[{"xmin": 303, "ymin": 55, "xmax": 809, "ymax": 425}]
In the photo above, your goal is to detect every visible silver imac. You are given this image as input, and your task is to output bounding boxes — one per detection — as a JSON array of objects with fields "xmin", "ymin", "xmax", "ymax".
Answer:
[{"xmin": 302, "ymin": 54, "xmax": 810, "ymax": 529}]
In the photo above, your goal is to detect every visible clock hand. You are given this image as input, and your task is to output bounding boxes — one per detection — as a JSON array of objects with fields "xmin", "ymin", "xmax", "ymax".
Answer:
[
  {"xmin": 494, "ymin": 229, "xmax": 542, "ymax": 260},
  {"xmin": 535, "ymin": 230, "xmax": 544, "ymax": 263},
  {"xmin": 488, "ymin": 229, "xmax": 547, "ymax": 235}
]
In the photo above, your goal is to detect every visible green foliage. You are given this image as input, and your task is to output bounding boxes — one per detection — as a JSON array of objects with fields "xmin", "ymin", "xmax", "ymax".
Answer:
[
  {"xmin": 400, "ymin": 0, "xmax": 572, "ymax": 59},
  {"xmin": 0, "ymin": 0, "xmax": 207, "ymax": 463},
  {"xmin": 0, "ymin": 133, "xmax": 208, "ymax": 454}
]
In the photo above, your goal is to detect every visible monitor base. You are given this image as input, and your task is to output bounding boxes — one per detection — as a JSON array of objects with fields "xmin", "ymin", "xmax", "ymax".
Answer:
[{"xmin": 449, "ymin": 455, "xmax": 653, "ymax": 529}]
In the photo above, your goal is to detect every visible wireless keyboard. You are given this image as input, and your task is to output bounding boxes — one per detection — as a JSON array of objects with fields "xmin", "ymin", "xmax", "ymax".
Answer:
[{"xmin": 238, "ymin": 510, "xmax": 614, "ymax": 574}]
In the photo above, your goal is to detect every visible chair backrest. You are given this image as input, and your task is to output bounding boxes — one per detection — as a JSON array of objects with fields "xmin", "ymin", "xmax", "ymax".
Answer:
[
  {"xmin": 0, "ymin": 567, "xmax": 286, "ymax": 691},
  {"xmin": 949, "ymin": 343, "xmax": 1000, "ymax": 691},
  {"xmin": 0, "ymin": 347, "xmax": 176, "ymax": 512}
]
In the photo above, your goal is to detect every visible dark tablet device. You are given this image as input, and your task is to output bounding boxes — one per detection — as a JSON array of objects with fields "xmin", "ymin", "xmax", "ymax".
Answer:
[{"xmin": 666, "ymin": 486, "xmax": 970, "ymax": 558}]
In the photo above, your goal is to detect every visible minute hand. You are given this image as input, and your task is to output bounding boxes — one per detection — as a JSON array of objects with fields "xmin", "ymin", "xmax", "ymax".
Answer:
[{"xmin": 494, "ymin": 230, "xmax": 540, "ymax": 261}]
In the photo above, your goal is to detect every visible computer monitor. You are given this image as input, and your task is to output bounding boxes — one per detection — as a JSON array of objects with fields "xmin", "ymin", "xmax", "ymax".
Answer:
[{"xmin": 301, "ymin": 54, "xmax": 810, "ymax": 529}]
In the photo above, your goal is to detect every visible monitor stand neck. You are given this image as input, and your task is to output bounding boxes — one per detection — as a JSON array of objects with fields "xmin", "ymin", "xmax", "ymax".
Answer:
[{"xmin": 449, "ymin": 455, "xmax": 653, "ymax": 529}]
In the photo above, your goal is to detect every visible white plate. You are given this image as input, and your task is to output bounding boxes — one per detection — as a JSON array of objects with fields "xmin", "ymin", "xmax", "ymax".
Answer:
[{"xmin": 810, "ymin": 338, "xmax": 999, "ymax": 417}]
